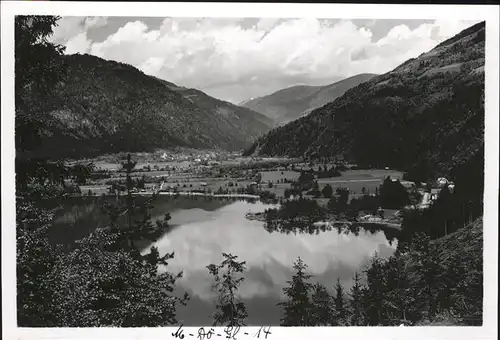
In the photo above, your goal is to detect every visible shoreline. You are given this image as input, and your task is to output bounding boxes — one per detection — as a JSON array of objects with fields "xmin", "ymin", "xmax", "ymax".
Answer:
[
  {"xmin": 131, "ymin": 191, "xmax": 261, "ymax": 199},
  {"xmin": 245, "ymin": 212, "xmax": 402, "ymax": 230}
]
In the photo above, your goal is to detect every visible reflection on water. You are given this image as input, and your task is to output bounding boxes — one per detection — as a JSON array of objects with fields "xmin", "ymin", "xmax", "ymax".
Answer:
[
  {"xmin": 50, "ymin": 195, "xmax": 234, "ymax": 246},
  {"xmin": 52, "ymin": 196, "xmax": 397, "ymax": 325},
  {"xmin": 147, "ymin": 200, "xmax": 397, "ymax": 326}
]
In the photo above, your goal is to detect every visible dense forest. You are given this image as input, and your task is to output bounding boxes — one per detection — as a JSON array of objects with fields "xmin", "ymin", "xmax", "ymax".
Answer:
[{"xmin": 15, "ymin": 16, "xmax": 483, "ymax": 327}]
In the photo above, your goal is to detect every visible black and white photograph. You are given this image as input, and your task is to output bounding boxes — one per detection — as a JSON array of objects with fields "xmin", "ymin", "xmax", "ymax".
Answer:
[{"xmin": 1, "ymin": 2, "xmax": 498, "ymax": 340}]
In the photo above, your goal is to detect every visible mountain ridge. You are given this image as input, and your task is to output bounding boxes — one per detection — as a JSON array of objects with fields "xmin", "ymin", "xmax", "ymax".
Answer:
[{"xmin": 22, "ymin": 53, "xmax": 274, "ymax": 159}]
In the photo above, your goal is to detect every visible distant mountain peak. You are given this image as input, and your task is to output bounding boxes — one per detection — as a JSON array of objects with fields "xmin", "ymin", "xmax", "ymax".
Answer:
[{"xmin": 241, "ymin": 73, "xmax": 378, "ymax": 124}]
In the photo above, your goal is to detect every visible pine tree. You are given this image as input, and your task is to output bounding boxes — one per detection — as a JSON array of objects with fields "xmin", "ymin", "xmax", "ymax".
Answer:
[
  {"xmin": 347, "ymin": 271, "xmax": 365, "ymax": 326},
  {"xmin": 379, "ymin": 177, "xmax": 409, "ymax": 209},
  {"xmin": 15, "ymin": 15, "xmax": 68, "ymax": 190},
  {"xmin": 207, "ymin": 253, "xmax": 248, "ymax": 327},
  {"xmin": 321, "ymin": 184, "xmax": 333, "ymax": 198},
  {"xmin": 15, "ymin": 16, "xmax": 66, "ymax": 156},
  {"xmin": 311, "ymin": 283, "xmax": 334, "ymax": 326},
  {"xmin": 336, "ymin": 187, "xmax": 349, "ymax": 207},
  {"xmin": 327, "ymin": 196, "xmax": 339, "ymax": 217},
  {"xmin": 278, "ymin": 257, "xmax": 315, "ymax": 326},
  {"xmin": 107, "ymin": 154, "xmax": 172, "ymax": 255},
  {"xmin": 363, "ymin": 253, "xmax": 387, "ymax": 325},
  {"xmin": 383, "ymin": 255, "xmax": 416, "ymax": 325},
  {"xmin": 409, "ymin": 232, "xmax": 443, "ymax": 321},
  {"xmin": 122, "ymin": 154, "xmax": 138, "ymax": 230},
  {"xmin": 333, "ymin": 278, "xmax": 346, "ymax": 325},
  {"xmin": 430, "ymin": 185, "xmax": 453, "ymax": 237}
]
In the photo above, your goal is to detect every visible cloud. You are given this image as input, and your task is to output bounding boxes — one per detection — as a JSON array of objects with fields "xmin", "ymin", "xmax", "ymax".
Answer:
[
  {"xmin": 84, "ymin": 16, "xmax": 108, "ymax": 29},
  {"xmin": 139, "ymin": 56, "xmax": 165, "ymax": 75},
  {"xmin": 64, "ymin": 32, "xmax": 92, "ymax": 54},
  {"xmin": 51, "ymin": 17, "xmax": 478, "ymax": 103},
  {"xmin": 51, "ymin": 16, "xmax": 109, "ymax": 54},
  {"xmin": 51, "ymin": 17, "xmax": 84, "ymax": 47},
  {"xmin": 256, "ymin": 18, "xmax": 281, "ymax": 31}
]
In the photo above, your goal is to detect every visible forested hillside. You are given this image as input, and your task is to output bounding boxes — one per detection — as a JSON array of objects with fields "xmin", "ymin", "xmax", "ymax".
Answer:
[
  {"xmin": 245, "ymin": 22, "xmax": 485, "ymax": 183},
  {"xmin": 17, "ymin": 53, "xmax": 273, "ymax": 159}
]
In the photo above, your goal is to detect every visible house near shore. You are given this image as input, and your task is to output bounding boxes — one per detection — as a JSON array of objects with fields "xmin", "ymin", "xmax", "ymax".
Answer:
[
  {"xmin": 418, "ymin": 184, "xmax": 451, "ymax": 209},
  {"xmin": 418, "ymin": 192, "xmax": 432, "ymax": 209},
  {"xmin": 360, "ymin": 215, "xmax": 384, "ymax": 222},
  {"xmin": 448, "ymin": 182, "xmax": 455, "ymax": 193},
  {"xmin": 400, "ymin": 180, "xmax": 416, "ymax": 189},
  {"xmin": 430, "ymin": 188, "xmax": 441, "ymax": 201},
  {"xmin": 437, "ymin": 177, "xmax": 449, "ymax": 187},
  {"xmin": 418, "ymin": 189, "xmax": 441, "ymax": 208}
]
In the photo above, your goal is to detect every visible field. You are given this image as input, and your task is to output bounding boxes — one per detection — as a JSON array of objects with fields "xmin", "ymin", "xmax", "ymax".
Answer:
[
  {"xmin": 259, "ymin": 168, "xmax": 403, "ymax": 199},
  {"xmin": 80, "ymin": 152, "xmax": 404, "ymax": 206},
  {"xmin": 260, "ymin": 170, "xmax": 301, "ymax": 182},
  {"xmin": 317, "ymin": 169, "xmax": 403, "ymax": 197}
]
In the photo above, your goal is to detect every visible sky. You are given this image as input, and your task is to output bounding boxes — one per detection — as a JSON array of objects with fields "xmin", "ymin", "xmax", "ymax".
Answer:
[{"xmin": 50, "ymin": 17, "xmax": 479, "ymax": 104}]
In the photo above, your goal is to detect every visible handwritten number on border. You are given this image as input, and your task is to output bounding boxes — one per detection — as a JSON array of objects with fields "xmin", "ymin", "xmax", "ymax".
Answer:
[
  {"xmin": 255, "ymin": 326, "xmax": 272, "ymax": 339},
  {"xmin": 173, "ymin": 325, "xmax": 271, "ymax": 339}
]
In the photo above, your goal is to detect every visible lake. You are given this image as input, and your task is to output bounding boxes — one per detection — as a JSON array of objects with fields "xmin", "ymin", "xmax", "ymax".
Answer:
[
  {"xmin": 143, "ymin": 199, "xmax": 397, "ymax": 326},
  {"xmin": 52, "ymin": 196, "xmax": 397, "ymax": 325}
]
